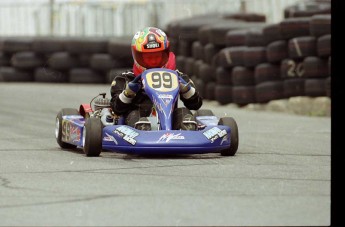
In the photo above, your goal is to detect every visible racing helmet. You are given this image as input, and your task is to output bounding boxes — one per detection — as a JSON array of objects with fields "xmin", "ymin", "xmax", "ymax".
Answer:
[{"xmin": 131, "ymin": 27, "xmax": 170, "ymax": 69}]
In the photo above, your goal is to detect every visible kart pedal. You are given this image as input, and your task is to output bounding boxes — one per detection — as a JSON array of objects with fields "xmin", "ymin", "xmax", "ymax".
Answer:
[
  {"xmin": 182, "ymin": 114, "xmax": 197, "ymax": 131},
  {"xmin": 134, "ymin": 117, "xmax": 151, "ymax": 131}
]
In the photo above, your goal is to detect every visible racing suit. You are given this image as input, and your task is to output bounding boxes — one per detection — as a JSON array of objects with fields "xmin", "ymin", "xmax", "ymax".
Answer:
[{"xmin": 109, "ymin": 69, "xmax": 203, "ymax": 127}]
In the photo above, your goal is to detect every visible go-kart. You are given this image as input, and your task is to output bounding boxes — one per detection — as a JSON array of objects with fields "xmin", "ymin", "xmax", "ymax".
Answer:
[{"xmin": 55, "ymin": 68, "xmax": 239, "ymax": 157}]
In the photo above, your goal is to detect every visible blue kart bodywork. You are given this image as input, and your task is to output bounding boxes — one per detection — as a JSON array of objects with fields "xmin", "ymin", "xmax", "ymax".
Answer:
[{"xmin": 57, "ymin": 68, "xmax": 237, "ymax": 156}]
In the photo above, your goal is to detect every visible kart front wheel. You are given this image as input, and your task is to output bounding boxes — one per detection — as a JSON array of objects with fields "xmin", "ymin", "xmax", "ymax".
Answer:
[
  {"xmin": 55, "ymin": 108, "xmax": 80, "ymax": 149},
  {"xmin": 218, "ymin": 117, "xmax": 239, "ymax": 156},
  {"xmin": 83, "ymin": 118, "xmax": 102, "ymax": 157}
]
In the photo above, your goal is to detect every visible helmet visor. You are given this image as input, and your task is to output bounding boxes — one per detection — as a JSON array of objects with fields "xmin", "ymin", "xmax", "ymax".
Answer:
[{"xmin": 133, "ymin": 49, "xmax": 170, "ymax": 69}]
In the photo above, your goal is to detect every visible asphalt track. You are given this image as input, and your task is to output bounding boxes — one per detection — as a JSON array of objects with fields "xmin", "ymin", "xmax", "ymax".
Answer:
[{"xmin": 0, "ymin": 83, "xmax": 330, "ymax": 226}]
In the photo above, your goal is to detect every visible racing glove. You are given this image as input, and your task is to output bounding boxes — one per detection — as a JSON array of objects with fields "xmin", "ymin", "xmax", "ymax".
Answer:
[
  {"xmin": 123, "ymin": 76, "xmax": 142, "ymax": 98},
  {"xmin": 179, "ymin": 77, "xmax": 195, "ymax": 99}
]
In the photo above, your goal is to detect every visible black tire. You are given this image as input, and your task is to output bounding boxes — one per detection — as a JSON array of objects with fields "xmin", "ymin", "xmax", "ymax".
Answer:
[
  {"xmin": 176, "ymin": 55, "xmax": 186, "ymax": 72},
  {"xmin": 255, "ymin": 81, "xmax": 285, "ymax": 103},
  {"xmin": 283, "ymin": 78, "xmax": 305, "ymax": 98},
  {"xmin": 203, "ymin": 43, "xmax": 222, "ymax": 65},
  {"xmin": 69, "ymin": 68, "xmax": 105, "ymax": 84},
  {"xmin": 83, "ymin": 118, "xmax": 102, "ymax": 157},
  {"xmin": 216, "ymin": 67, "xmax": 232, "ymax": 85},
  {"xmin": 106, "ymin": 68, "xmax": 131, "ymax": 84},
  {"xmin": 325, "ymin": 77, "xmax": 331, "ymax": 98},
  {"xmin": 194, "ymin": 109, "xmax": 215, "ymax": 117},
  {"xmin": 243, "ymin": 46, "xmax": 267, "ymax": 68},
  {"xmin": 280, "ymin": 17, "xmax": 311, "ymax": 40},
  {"xmin": 303, "ymin": 56, "xmax": 329, "ymax": 78},
  {"xmin": 280, "ymin": 59, "xmax": 304, "ymax": 79},
  {"xmin": 245, "ymin": 28, "xmax": 266, "ymax": 47},
  {"xmin": 193, "ymin": 59, "xmax": 203, "ymax": 78},
  {"xmin": 184, "ymin": 57, "xmax": 195, "ymax": 76},
  {"xmin": 309, "ymin": 14, "xmax": 331, "ymax": 38},
  {"xmin": 232, "ymin": 86, "xmax": 256, "ymax": 105},
  {"xmin": 305, "ymin": 78, "xmax": 326, "ymax": 97},
  {"xmin": 225, "ymin": 29, "xmax": 247, "ymax": 47},
  {"xmin": 192, "ymin": 77, "xmax": 205, "ymax": 98},
  {"xmin": 215, "ymin": 84, "xmax": 233, "ymax": 105},
  {"xmin": 192, "ymin": 41, "xmax": 204, "ymax": 60},
  {"xmin": 108, "ymin": 36, "xmax": 133, "ymax": 61},
  {"xmin": 217, "ymin": 46, "xmax": 247, "ymax": 68},
  {"xmin": 48, "ymin": 52, "xmax": 80, "ymax": 70},
  {"xmin": 65, "ymin": 37, "xmax": 108, "ymax": 54},
  {"xmin": 262, "ymin": 23, "xmax": 283, "ymax": 44},
  {"xmin": 232, "ymin": 66, "xmax": 255, "ymax": 86},
  {"xmin": 317, "ymin": 34, "xmax": 331, "ymax": 58},
  {"xmin": 34, "ymin": 67, "xmax": 68, "ymax": 83},
  {"xmin": 32, "ymin": 37, "xmax": 66, "ymax": 54},
  {"xmin": 288, "ymin": 36, "xmax": 317, "ymax": 60},
  {"xmin": 218, "ymin": 117, "xmax": 238, "ymax": 156},
  {"xmin": 199, "ymin": 62, "xmax": 215, "ymax": 84},
  {"xmin": 205, "ymin": 81, "xmax": 216, "ymax": 100},
  {"xmin": 254, "ymin": 63, "xmax": 281, "ymax": 84},
  {"xmin": 11, "ymin": 51, "xmax": 44, "ymax": 69},
  {"xmin": 178, "ymin": 39, "xmax": 193, "ymax": 57},
  {"xmin": 0, "ymin": 37, "xmax": 32, "ymax": 54},
  {"xmin": 55, "ymin": 108, "xmax": 80, "ymax": 149},
  {"xmin": 266, "ymin": 40, "xmax": 288, "ymax": 63},
  {"xmin": 284, "ymin": 3, "xmax": 330, "ymax": 18},
  {"xmin": 0, "ymin": 67, "xmax": 34, "ymax": 82},
  {"xmin": 0, "ymin": 52, "xmax": 10, "ymax": 66}
]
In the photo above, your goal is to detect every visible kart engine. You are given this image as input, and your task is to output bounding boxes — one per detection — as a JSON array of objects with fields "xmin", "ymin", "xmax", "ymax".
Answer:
[{"xmin": 93, "ymin": 97, "xmax": 110, "ymax": 111}]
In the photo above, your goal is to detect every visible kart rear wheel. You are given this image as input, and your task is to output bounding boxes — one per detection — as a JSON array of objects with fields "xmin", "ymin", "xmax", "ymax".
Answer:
[
  {"xmin": 194, "ymin": 109, "xmax": 215, "ymax": 116},
  {"xmin": 218, "ymin": 117, "xmax": 239, "ymax": 156},
  {"xmin": 83, "ymin": 118, "xmax": 102, "ymax": 157},
  {"xmin": 55, "ymin": 108, "xmax": 80, "ymax": 149}
]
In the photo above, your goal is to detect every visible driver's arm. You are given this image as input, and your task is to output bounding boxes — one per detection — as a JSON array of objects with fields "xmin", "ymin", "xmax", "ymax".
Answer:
[
  {"xmin": 110, "ymin": 71, "xmax": 135, "ymax": 115},
  {"xmin": 177, "ymin": 71, "xmax": 203, "ymax": 110}
]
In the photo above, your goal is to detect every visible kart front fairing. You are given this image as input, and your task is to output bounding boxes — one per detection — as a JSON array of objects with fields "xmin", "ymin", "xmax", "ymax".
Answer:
[{"xmin": 102, "ymin": 125, "xmax": 231, "ymax": 154}]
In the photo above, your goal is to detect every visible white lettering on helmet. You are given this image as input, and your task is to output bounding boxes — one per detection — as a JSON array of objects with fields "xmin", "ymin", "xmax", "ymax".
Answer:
[{"xmin": 146, "ymin": 43, "xmax": 160, "ymax": 49}]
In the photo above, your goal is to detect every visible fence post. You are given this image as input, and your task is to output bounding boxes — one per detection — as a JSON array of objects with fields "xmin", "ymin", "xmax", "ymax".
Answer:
[{"xmin": 50, "ymin": 0, "xmax": 55, "ymax": 36}]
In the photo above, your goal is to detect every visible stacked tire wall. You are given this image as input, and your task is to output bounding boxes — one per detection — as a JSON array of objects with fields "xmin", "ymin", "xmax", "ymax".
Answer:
[
  {"xmin": 0, "ymin": 0, "xmax": 330, "ymax": 108},
  {"xmin": 0, "ymin": 36, "xmax": 134, "ymax": 83},
  {"xmin": 169, "ymin": 0, "xmax": 331, "ymax": 106}
]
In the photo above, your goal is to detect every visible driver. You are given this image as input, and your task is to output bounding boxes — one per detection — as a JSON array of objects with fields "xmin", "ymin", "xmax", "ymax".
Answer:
[{"xmin": 110, "ymin": 27, "xmax": 203, "ymax": 130}]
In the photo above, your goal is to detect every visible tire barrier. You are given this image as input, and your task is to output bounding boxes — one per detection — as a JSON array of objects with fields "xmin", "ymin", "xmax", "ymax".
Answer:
[
  {"xmin": 288, "ymin": 36, "xmax": 317, "ymax": 60},
  {"xmin": 0, "ymin": 36, "xmax": 134, "ymax": 83},
  {"xmin": 165, "ymin": 2, "xmax": 330, "ymax": 106},
  {"xmin": 284, "ymin": 1, "xmax": 330, "ymax": 18},
  {"xmin": 0, "ymin": 66, "xmax": 34, "ymax": 82},
  {"xmin": 225, "ymin": 29, "xmax": 247, "ymax": 47},
  {"xmin": 317, "ymin": 34, "xmax": 331, "ymax": 57},
  {"xmin": 1, "ymin": 3, "xmax": 331, "ymax": 110},
  {"xmin": 266, "ymin": 40, "xmax": 288, "ymax": 63},
  {"xmin": 34, "ymin": 67, "xmax": 69, "ymax": 83}
]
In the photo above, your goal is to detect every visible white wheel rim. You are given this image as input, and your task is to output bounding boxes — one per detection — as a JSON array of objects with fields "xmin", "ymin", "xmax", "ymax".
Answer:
[
  {"xmin": 55, "ymin": 118, "xmax": 60, "ymax": 139},
  {"xmin": 82, "ymin": 126, "xmax": 86, "ymax": 147}
]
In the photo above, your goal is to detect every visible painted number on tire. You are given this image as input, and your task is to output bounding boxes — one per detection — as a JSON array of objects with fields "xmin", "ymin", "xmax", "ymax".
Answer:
[{"xmin": 287, "ymin": 60, "xmax": 304, "ymax": 77}]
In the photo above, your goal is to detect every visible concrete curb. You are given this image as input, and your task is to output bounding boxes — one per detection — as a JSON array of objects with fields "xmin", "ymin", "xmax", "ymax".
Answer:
[{"xmin": 243, "ymin": 96, "xmax": 331, "ymax": 117}]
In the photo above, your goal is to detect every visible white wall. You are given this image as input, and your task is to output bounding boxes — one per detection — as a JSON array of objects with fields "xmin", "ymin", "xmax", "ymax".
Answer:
[{"xmin": 0, "ymin": 0, "xmax": 303, "ymax": 36}]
